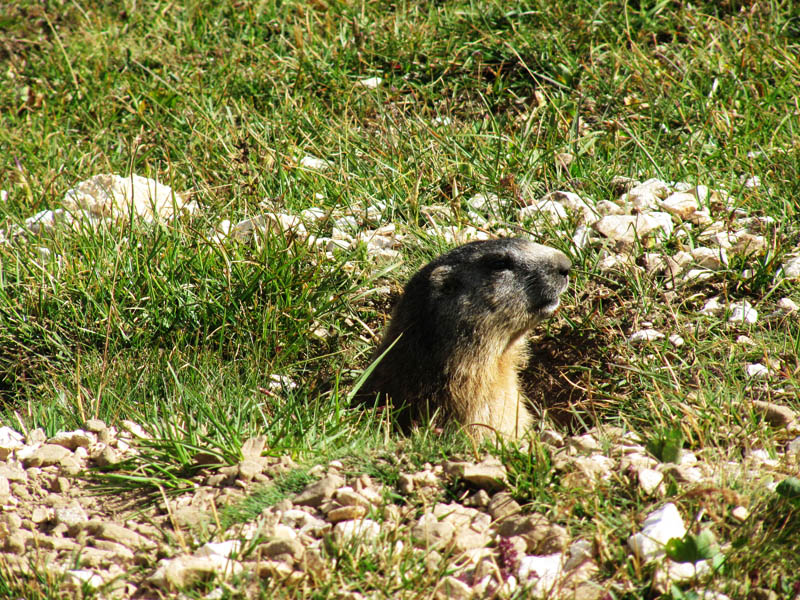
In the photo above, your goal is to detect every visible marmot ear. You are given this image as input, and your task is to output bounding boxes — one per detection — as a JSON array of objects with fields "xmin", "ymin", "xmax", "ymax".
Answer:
[{"xmin": 430, "ymin": 265, "xmax": 456, "ymax": 293}]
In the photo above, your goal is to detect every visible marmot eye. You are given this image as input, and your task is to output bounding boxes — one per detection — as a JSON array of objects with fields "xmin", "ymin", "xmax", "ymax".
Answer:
[{"xmin": 482, "ymin": 255, "xmax": 514, "ymax": 271}]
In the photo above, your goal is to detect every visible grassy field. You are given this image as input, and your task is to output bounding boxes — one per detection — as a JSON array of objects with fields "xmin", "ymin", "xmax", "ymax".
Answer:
[{"xmin": 1, "ymin": 0, "xmax": 799, "ymax": 597}]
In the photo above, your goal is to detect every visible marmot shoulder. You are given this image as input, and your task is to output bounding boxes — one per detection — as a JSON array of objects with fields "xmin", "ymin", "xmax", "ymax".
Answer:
[{"xmin": 356, "ymin": 237, "xmax": 571, "ymax": 438}]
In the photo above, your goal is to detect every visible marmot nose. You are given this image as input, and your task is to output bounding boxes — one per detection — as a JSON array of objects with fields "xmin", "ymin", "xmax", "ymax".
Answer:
[{"xmin": 556, "ymin": 256, "xmax": 571, "ymax": 278}]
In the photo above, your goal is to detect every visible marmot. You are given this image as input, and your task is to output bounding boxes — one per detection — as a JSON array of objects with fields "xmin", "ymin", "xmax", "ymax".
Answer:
[{"xmin": 357, "ymin": 237, "xmax": 571, "ymax": 438}]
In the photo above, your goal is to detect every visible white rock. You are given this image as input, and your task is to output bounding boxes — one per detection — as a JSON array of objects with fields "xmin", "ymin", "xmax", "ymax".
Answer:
[
  {"xmin": 595, "ymin": 200, "xmax": 626, "ymax": 216},
  {"xmin": 776, "ymin": 297, "xmax": 798, "ymax": 312},
  {"xmin": 594, "ymin": 213, "xmax": 672, "ymax": 245},
  {"xmin": 0, "ymin": 427, "xmax": 24, "ymax": 460},
  {"xmin": 597, "ymin": 253, "xmax": 629, "ymax": 271},
  {"xmin": 688, "ymin": 208, "xmax": 713, "ymax": 225},
  {"xmin": 732, "ymin": 233, "xmax": 766, "ymax": 256},
  {"xmin": 745, "ymin": 363, "xmax": 769, "ymax": 379},
  {"xmin": 63, "ymin": 174, "xmax": 193, "ymax": 223},
  {"xmin": 432, "ymin": 116, "xmax": 452, "ymax": 126},
  {"xmin": 230, "ymin": 213, "xmax": 308, "ymax": 242},
  {"xmin": 729, "ymin": 301, "xmax": 758, "ymax": 323},
  {"xmin": 149, "ymin": 555, "xmax": 243, "ymax": 589},
  {"xmin": 741, "ymin": 175, "xmax": 761, "ymax": 188},
  {"xmin": 627, "ymin": 503, "xmax": 686, "ymax": 562},
  {"xmin": 300, "ymin": 207, "xmax": 327, "ymax": 222},
  {"xmin": 65, "ymin": 570, "xmax": 104, "ymax": 590},
  {"xmin": 781, "ymin": 256, "xmax": 800, "ymax": 279},
  {"xmin": 628, "ymin": 329, "xmax": 665, "ymax": 344},
  {"xmin": 668, "ymin": 334, "xmax": 684, "ymax": 348},
  {"xmin": 541, "ymin": 191, "xmax": 597, "ymax": 224},
  {"xmin": 700, "ymin": 297, "xmax": 724, "ymax": 316},
  {"xmin": 519, "ymin": 199, "xmax": 567, "ymax": 223},
  {"xmin": 467, "ymin": 193, "xmax": 498, "ymax": 211},
  {"xmin": 357, "ymin": 76, "xmax": 382, "ymax": 89},
  {"xmin": 638, "ymin": 469, "xmax": 665, "ymax": 495},
  {"xmin": 691, "ymin": 247, "xmax": 728, "ymax": 270},
  {"xmin": 623, "ymin": 190, "xmax": 660, "ymax": 212},
  {"xmin": 196, "ymin": 540, "xmax": 241, "ymax": 559},
  {"xmin": 731, "ymin": 506, "xmax": 749, "ymax": 522},
  {"xmin": 653, "ymin": 559, "xmax": 712, "ymax": 589},
  {"xmin": 299, "ymin": 155, "xmax": 331, "ymax": 170},
  {"xmin": 25, "ymin": 209, "xmax": 74, "ymax": 234},
  {"xmin": 629, "ymin": 178, "xmax": 671, "ymax": 200},
  {"xmin": 517, "ymin": 553, "xmax": 565, "ymax": 597},
  {"xmin": 683, "ymin": 268, "xmax": 714, "ymax": 283},
  {"xmin": 0, "ymin": 190, "xmax": 6, "ymax": 202},
  {"xmin": 659, "ymin": 192, "xmax": 701, "ymax": 220},
  {"xmin": 268, "ymin": 374, "xmax": 298, "ymax": 391},
  {"xmin": 333, "ymin": 519, "xmax": 380, "ymax": 543}
]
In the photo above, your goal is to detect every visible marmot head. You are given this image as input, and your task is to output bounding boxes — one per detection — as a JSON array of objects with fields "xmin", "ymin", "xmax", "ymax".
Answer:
[
  {"xmin": 417, "ymin": 238, "xmax": 571, "ymax": 341},
  {"xmin": 358, "ymin": 238, "xmax": 571, "ymax": 432}
]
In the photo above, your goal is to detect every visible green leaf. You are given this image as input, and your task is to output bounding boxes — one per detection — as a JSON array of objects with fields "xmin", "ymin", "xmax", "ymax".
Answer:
[
  {"xmin": 646, "ymin": 427, "xmax": 684, "ymax": 463},
  {"xmin": 776, "ymin": 477, "xmax": 800, "ymax": 502},
  {"xmin": 665, "ymin": 529, "xmax": 720, "ymax": 563}
]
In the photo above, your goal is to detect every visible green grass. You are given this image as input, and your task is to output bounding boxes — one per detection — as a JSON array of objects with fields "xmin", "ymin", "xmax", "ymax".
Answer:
[{"xmin": 2, "ymin": 0, "xmax": 800, "ymax": 597}]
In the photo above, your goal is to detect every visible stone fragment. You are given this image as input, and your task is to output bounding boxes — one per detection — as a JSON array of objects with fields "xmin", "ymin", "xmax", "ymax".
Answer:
[
  {"xmin": 752, "ymin": 400, "xmax": 795, "ymax": 428},
  {"xmin": 91, "ymin": 445, "xmax": 119, "ymax": 467},
  {"xmin": 298, "ymin": 155, "xmax": 331, "ymax": 170},
  {"xmin": 357, "ymin": 76, "xmax": 382, "ymax": 89},
  {"xmin": 0, "ymin": 476, "xmax": 9, "ymax": 504},
  {"xmin": 60, "ymin": 455, "xmax": 83, "ymax": 476},
  {"xmin": 411, "ymin": 513, "xmax": 455, "ymax": 548},
  {"xmin": 775, "ymin": 297, "xmax": 799, "ymax": 313},
  {"xmin": 54, "ymin": 503, "xmax": 89, "ymax": 534},
  {"xmin": 691, "ymin": 246, "xmax": 728, "ymax": 270},
  {"xmin": 231, "ymin": 213, "xmax": 308, "ymax": 242},
  {"xmin": 335, "ymin": 486, "xmax": 372, "ymax": 508},
  {"xmin": 488, "ymin": 492, "xmax": 521, "ymax": 521},
  {"xmin": 731, "ymin": 506, "xmax": 749, "ymax": 522},
  {"xmin": 781, "ymin": 256, "xmax": 800, "ymax": 279},
  {"xmin": 628, "ymin": 329, "xmax": 665, "ymax": 344},
  {"xmin": 149, "ymin": 555, "xmax": 243, "ymax": 589},
  {"xmin": 19, "ymin": 444, "xmax": 71, "ymax": 468},
  {"xmin": 445, "ymin": 458, "xmax": 507, "ymax": 491},
  {"xmin": 638, "ymin": 469, "xmax": 665, "ymax": 496},
  {"xmin": 519, "ymin": 199, "xmax": 568, "ymax": 224},
  {"xmin": 569, "ymin": 433, "xmax": 600, "ymax": 453},
  {"xmin": 434, "ymin": 576, "xmax": 472, "ymax": 600},
  {"xmin": 65, "ymin": 569, "xmax": 104, "ymax": 590},
  {"xmin": 745, "ymin": 363, "xmax": 769, "ymax": 379},
  {"xmin": 294, "ymin": 474, "xmax": 346, "ymax": 507},
  {"xmin": 595, "ymin": 200, "xmax": 626, "ymax": 216},
  {"xmin": 48, "ymin": 430, "xmax": 94, "ymax": 451},
  {"xmin": 700, "ymin": 297, "xmax": 724, "ymax": 316},
  {"xmin": 261, "ymin": 537, "xmax": 305, "ymax": 561},
  {"xmin": 628, "ymin": 503, "xmax": 686, "ymax": 562},
  {"xmin": 84, "ymin": 521, "xmax": 156, "ymax": 550},
  {"xmin": 237, "ymin": 459, "xmax": 264, "ymax": 482},
  {"xmin": 84, "ymin": 419, "xmax": 107, "ymax": 433},
  {"xmin": 593, "ymin": 213, "xmax": 672, "ymax": 245},
  {"xmin": 327, "ymin": 505, "xmax": 367, "ymax": 522},
  {"xmin": 466, "ymin": 193, "xmax": 498, "ymax": 211},
  {"xmin": 63, "ymin": 173, "xmax": 194, "ymax": 223},
  {"xmin": 729, "ymin": 301, "xmax": 757, "ymax": 323},
  {"xmin": 0, "ymin": 427, "xmax": 24, "ymax": 460},
  {"xmin": 731, "ymin": 232, "xmax": 766, "ymax": 255},
  {"xmin": 332, "ymin": 519, "xmax": 380, "ymax": 543},
  {"xmin": 668, "ymin": 334, "xmax": 684, "ymax": 348},
  {"xmin": 659, "ymin": 192, "xmax": 701, "ymax": 220},
  {"xmin": 196, "ymin": 540, "xmax": 241, "ymax": 559},
  {"xmin": 240, "ymin": 436, "xmax": 266, "ymax": 459},
  {"xmin": 517, "ymin": 553, "xmax": 566, "ymax": 597}
]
